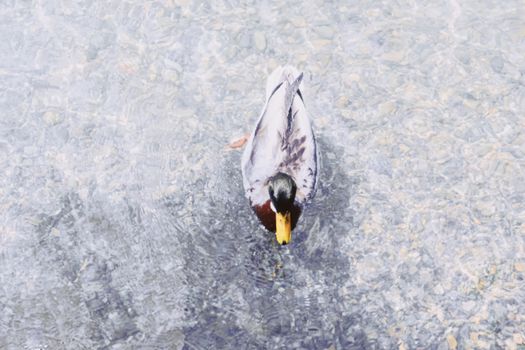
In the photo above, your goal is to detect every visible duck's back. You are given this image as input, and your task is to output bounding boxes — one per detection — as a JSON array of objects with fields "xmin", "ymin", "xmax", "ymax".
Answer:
[{"xmin": 242, "ymin": 66, "xmax": 317, "ymax": 207}]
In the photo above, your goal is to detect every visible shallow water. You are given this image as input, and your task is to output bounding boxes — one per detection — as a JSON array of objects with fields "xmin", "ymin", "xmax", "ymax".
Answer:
[{"xmin": 1, "ymin": 0, "xmax": 525, "ymax": 349}]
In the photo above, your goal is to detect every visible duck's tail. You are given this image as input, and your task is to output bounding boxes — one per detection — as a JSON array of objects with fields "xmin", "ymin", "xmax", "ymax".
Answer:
[{"xmin": 265, "ymin": 65, "xmax": 304, "ymax": 102}]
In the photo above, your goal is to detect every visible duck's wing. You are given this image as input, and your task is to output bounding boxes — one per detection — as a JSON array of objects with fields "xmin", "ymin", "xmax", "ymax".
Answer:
[
  {"xmin": 282, "ymin": 81, "xmax": 317, "ymax": 203},
  {"xmin": 241, "ymin": 67, "xmax": 295, "ymax": 205},
  {"xmin": 242, "ymin": 66, "xmax": 317, "ymax": 206}
]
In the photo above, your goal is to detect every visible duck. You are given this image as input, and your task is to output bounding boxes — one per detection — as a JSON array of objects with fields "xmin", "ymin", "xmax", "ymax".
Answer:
[{"xmin": 241, "ymin": 66, "xmax": 318, "ymax": 245}]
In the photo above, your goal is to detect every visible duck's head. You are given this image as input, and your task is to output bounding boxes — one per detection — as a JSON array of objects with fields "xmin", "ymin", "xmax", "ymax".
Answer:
[{"xmin": 268, "ymin": 172, "xmax": 297, "ymax": 245}]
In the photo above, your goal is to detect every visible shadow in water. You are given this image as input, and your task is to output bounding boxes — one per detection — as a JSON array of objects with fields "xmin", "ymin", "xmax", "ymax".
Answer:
[
  {"xmin": 35, "ymin": 194, "xmax": 140, "ymax": 349},
  {"xmin": 170, "ymin": 137, "xmax": 368, "ymax": 349}
]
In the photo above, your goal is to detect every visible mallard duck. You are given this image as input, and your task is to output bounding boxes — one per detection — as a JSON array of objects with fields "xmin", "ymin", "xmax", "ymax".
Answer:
[{"xmin": 241, "ymin": 66, "xmax": 318, "ymax": 245}]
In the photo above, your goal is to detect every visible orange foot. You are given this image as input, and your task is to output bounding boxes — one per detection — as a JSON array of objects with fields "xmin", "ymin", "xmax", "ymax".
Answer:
[{"xmin": 228, "ymin": 134, "xmax": 249, "ymax": 149}]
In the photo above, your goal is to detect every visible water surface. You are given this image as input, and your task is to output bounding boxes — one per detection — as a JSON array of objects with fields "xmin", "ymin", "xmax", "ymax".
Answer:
[{"xmin": 1, "ymin": 0, "xmax": 525, "ymax": 349}]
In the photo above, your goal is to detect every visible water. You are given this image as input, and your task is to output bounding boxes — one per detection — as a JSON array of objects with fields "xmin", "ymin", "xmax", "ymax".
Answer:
[{"xmin": 1, "ymin": 0, "xmax": 524, "ymax": 349}]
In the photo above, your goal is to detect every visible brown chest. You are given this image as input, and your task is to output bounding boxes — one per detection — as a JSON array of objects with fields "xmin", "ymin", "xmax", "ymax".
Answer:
[{"xmin": 253, "ymin": 200, "xmax": 302, "ymax": 232}]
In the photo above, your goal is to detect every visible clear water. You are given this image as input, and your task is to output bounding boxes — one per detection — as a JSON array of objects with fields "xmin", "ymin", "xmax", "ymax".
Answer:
[{"xmin": 1, "ymin": 1, "xmax": 524, "ymax": 349}]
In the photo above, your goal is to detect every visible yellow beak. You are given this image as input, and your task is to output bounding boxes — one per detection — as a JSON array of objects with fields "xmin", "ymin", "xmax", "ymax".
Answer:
[{"xmin": 275, "ymin": 212, "xmax": 291, "ymax": 245}]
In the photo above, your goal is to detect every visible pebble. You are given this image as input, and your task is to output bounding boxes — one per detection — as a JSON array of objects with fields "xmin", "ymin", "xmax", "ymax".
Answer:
[
  {"xmin": 379, "ymin": 101, "xmax": 396, "ymax": 116},
  {"xmin": 447, "ymin": 334, "xmax": 458, "ymax": 350},
  {"xmin": 290, "ymin": 16, "xmax": 307, "ymax": 27},
  {"xmin": 382, "ymin": 50, "xmax": 405, "ymax": 62},
  {"xmin": 474, "ymin": 201, "xmax": 496, "ymax": 217},
  {"xmin": 462, "ymin": 300, "xmax": 476, "ymax": 312},
  {"xmin": 311, "ymin": 39, "xmax": 332, "ymax": 48},
  {"xmin": 315, "ymin": 25, "xmax": 335, "ymax": 39},
  {"xmin": 253, "ymin": 31, "xmax": 266, "ymax": 51},
  {"xmin": 43, "ymin": 111, "xmax": 63, "ymax": 125},
  {"xmin": 336, "ymin": 95, "xmax": 350, "ymax": 108},
  {"xmin": 490, "ymin": 56, "xmax": 504, "ymax": 72},
  {"xmin": 162, "ymin": 69, "xmax": 179, "ymax": 82},
  {"xmin": 23, "ymin": 146, "xmax": 38, "ymax": 156}
]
